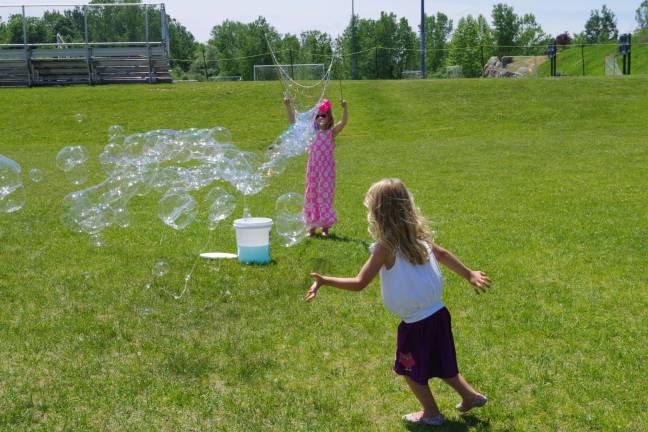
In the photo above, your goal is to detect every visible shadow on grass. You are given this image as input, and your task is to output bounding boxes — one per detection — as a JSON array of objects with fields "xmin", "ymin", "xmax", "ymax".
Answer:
[
  {"xmin": 404, "ymin": 414, "xmax": 490, "ymax": 432},
  {"xmin": 309, "ymin": 232, "xmax": 370, "ymax": 249}
]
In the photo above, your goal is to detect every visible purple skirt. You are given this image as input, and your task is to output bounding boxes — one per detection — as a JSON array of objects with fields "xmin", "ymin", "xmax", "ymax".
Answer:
[{"xmin": 393, "ymin": 307, "xmax": 459, "ymax": 385}]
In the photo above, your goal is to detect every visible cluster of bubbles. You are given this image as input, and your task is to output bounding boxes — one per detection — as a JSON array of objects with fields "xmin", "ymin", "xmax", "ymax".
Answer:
[
  {"xmin": 58, "ymin": 107, "xmax": 318, "ymax": 245},
  {"xmin": 0, "ymin": 155, "xmax": 26, "ymax": 214}
]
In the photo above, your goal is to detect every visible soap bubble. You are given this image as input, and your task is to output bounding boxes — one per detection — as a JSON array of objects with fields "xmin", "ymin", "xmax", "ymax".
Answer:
[
  {"xmin": 158, "ymin": 188, "xmax": 198, "ymax": 230},
  {"xmin": 99, "ymin": 143, "xmax": 124, "ymax": 174},
  {"xmin": 108, "ymin": 125, "xmax": 125, "ymax": 141},
  {"xmin": 0, "ymin": 155, "xmax": 26, "ymax": 213},
  {"xmin": 61, "ymin": 190, "xmax": 112, "ymax": 235},
  {"xmin": 205, "ymin": 186, "xmax": 236, "ymax": 230},
  {"xmin": 90, "ymin": 232, "xmax": 106, "ymax": 248},
  {"xmin": 74, "ymin": 113, "xmax": 85, "ymax": 123},
  {"xmin": 65, "ymin": 162, "xmax": 88, "ymax": 185},
  {"xmin": 152, "ymin": 260, "xmax": 169, "ymax": 277},
  {"xmin": 210, "ymin": 126, "xmax": 232, "ymax": 144},
  {"xmin": 112, "ymin": 206, "xmax": 131, "ymax": 228},
  {"xmin": 275, "ymin": 192, "xmax": 307, "ymax": 247},
  {"xmin": 28, "ymin": 168, "xmax": 43, "ymax": 183},
  {"xmin": 56, "ymin": 146, "xmax": 89, "ymax": 172}
]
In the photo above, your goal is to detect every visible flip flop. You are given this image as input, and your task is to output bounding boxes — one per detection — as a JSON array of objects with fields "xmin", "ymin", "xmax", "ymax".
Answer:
[
  {"xmin": 456, "ymin": 394, "xmax": 488, "ymax": 413},
  {"xmin": 402, "ymin": 412, "xmax": 445, "ymax": 426}
]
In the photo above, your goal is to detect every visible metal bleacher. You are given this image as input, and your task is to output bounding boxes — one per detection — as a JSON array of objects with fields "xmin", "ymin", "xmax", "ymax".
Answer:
[{"xmin": 0, "ymin": 3, "xmax": 172, "ymax": 87}]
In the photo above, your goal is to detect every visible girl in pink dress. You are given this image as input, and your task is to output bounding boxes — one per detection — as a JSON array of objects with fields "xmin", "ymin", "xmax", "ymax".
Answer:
[{"xmin": 284, "ymin": 97, "xmax": 348, "ymax": 237}]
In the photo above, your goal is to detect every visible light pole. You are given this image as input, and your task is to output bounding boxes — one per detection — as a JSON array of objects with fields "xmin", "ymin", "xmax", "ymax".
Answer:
[
  {"xmin": 352, "ymin": 0, "xmax": 357, "ymax": 80},
  {"xmin": 420, "ymin": 0, "xmax": 426, "ymax": 78}
]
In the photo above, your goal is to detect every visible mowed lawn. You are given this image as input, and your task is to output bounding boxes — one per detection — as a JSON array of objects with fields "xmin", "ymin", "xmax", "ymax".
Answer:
[{"xmin": 1, "ymin": 77, "xmax": 647, "ymax": 431}]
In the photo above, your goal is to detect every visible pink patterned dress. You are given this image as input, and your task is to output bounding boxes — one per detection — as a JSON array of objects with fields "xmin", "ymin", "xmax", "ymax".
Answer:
[{"xmin": 304, "ymin": 129, "xmax": 337, "ymax": 228}]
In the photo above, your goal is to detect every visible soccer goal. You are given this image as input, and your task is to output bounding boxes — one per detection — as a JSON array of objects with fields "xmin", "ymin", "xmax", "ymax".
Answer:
[
  {"xmin": 604, "ymin": 55, "xmax": 623, "ymax": 76},
  {"xmin": 254, "ymin": 64, "xmax": 325, "ymax": 81}
]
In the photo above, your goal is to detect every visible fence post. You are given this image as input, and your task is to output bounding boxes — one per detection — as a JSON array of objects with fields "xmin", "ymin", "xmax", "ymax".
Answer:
[
  {"xmin": 289, "ymin": 48, "xmax": 294, "ymax": 79},
  {"xmin": 84, "ymin": 6, "xmax": 92, "ymax": 85},
  {"xmin": 201, "ymin": 45, "xmax": 209, "ymax": 81},
  {"xmin": 144, "ymin": 4, "xmax": 153, "ymax": 83},
  {"xmin": 628, "ymin": 34, "xmax": 632, "ymax": 75},
  {"xmin": 21, "ymin": 6, "xmax": 32, "ymax": 87},
  {"xmin": 581, "ymin": 44, "xmax": 585, "ymax": 76},
  {"xmin": 160, "ymin": 3, "xmax": 170, "ymax": 58},
  {"xmin": 375, "ymin": 47, "xmax": 378, "ymax": 79}
]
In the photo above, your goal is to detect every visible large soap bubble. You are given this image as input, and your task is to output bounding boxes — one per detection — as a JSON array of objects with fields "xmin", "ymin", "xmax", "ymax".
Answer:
[
  {"xmin": 205, "ymin": 186, "xmax": 236, "ymax": 230},
  {"xmin": 65, "ymin": 162, "xmax": 89, "ymax": 185},
  {"xmin": 56, "ymin": 145, "xmax": 89, "ymax": 172},
  {"xmin": 0, "ymin": 155, "xmax": 26, "ymax": 213},
  {"xmin": 275, "ymin": 192, "xmax": 307, "ymax": 247},
  {"xmin": 158, "ymin": 188, "xmax": 198, "ymax": 230},
  {"xmin": 210, "ymin": 126, "xmax": 232, "ymax": 145}
]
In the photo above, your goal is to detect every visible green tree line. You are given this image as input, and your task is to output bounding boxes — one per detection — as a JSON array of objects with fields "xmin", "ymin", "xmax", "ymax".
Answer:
[{"xmin": 1, "ymin": 1, "xmax": 645, "ymax": 80}]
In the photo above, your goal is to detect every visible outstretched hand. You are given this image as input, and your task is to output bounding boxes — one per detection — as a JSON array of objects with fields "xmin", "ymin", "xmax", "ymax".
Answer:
[
  {"xmin": 283, "ymin": 96, "xmax": 292, "ymax": 106},
  {"xmin": 304, "ymin": 272, "xmax": 324, "ymax": 302},
  {"xmin": 469, "ymin": 271, "xmax": 491, "ymax": 294},
  {"xmin": 340, "ymin": 99, "xmax": 348, "ymax": 109}
]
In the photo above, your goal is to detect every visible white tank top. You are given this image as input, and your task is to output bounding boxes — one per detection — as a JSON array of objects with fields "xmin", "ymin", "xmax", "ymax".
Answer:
[{"xmin": 370, "ymin": 242, "xmax": 444, "ymax": 323}]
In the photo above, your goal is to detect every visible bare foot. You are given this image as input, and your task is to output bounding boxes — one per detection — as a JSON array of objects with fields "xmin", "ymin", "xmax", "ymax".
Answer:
[
  {"xmin": 456, "ymin": 394, "xmax": 487, "ymax": 413},
  {"xmin": 402, "ymin": 411, "xmax": 444, "ymax": 426}
]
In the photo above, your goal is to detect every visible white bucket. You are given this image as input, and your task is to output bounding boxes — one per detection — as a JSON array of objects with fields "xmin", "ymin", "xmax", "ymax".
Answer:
[{"xmin": 233, "ymin": 217, "xmax": 273, "ymax": 264}]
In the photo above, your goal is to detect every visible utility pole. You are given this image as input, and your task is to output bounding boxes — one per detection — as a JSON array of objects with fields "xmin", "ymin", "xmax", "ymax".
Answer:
[
  {"xmin": 420, "ymin": 0, "xmax": 426, "ymax": 78},
  {"xmin": 351, "ymin": 0, "xmax": 357, "ymax": 80}
]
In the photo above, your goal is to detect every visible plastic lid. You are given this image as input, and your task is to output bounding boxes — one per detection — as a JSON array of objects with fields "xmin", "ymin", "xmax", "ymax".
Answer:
[{"xmin": 233, "ymin": 217, "xmax": 273, "ymax": 229}]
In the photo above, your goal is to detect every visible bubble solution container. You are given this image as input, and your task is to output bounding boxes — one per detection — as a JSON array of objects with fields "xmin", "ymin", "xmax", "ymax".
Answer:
[{"xmin": 233, "ymin": 217, "xmax": 273, "ymax": 264}]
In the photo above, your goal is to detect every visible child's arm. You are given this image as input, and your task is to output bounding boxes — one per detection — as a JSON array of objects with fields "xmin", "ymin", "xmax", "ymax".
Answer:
[
  {"xmin": 332, "ymin": 100, "xmax": 348, "ymax": 137},
  {"xmin": 432, "ymin": 244, "xmax": 492, "ymax": 294},
  {"xmin": 305, "ymin": 242, "xmax": 388, "ymax": 301},
  {"xmin": 284, "ymin": 96, "xmax": 295, "ymax": 124}
]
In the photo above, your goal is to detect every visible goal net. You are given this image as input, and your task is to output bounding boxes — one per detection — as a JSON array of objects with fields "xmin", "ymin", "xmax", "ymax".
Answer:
[
  {"xmin": 604, "ymin": 55, "xmax": 622, "ymax": 76},
  {"xmin": 254, "ymin": 64, "xmax": 325, "ymax": 81}
]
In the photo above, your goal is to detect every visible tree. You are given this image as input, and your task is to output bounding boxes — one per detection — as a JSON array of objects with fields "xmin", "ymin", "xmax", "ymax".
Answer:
[
  {"xmin": 395, "ymin": 17, "xmax": 418, "ymax": 76},
  {"xmin": 209, "ymin": 17, "xmax": 280, "ymax": 80},
  {"xmin": 555, "ymin": 32, "xmax": 572, "ymax": 46},
  {"xmin": 637, "ymin": 1, "xmax": 648, "ymax": 29},
  {"xmin": 423, "ymin": 12, "xmax": 453, "ymax": 74},
  {"xmin": 168, "ymin": 17, "xmax": 197, "ymax": 71},
  {"xmin": 298, "ymin": 31, "xmax": 332, "ymax": 65},
  {"xmin": 584, "ymin": 5, "xmax": 618, "ymax": 42},
  {"xmin": 516, "ymin": 14, "xmax": 551, "ymax": 54},
  {"xmin": 492, "ymin": 3, "xmax": 520, "ymax": 56},
  {"xmin": 448, "ymin": 15, "xmax": 493, "ymax": 77}
]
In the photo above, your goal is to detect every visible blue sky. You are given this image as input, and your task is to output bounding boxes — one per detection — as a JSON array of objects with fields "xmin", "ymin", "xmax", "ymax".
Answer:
[
  {"xmin": 13, "ymin": 1, "xmax": 641, "ymax": 42},
  {"xmin": 165, "ymin": 0, "xmax": 641, "ymax": 42}
]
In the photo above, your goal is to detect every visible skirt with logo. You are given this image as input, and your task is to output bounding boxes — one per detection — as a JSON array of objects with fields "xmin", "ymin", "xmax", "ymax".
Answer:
[{"xmin": 393, "ymin": 307, "xmax": 459, "ymax": 385}]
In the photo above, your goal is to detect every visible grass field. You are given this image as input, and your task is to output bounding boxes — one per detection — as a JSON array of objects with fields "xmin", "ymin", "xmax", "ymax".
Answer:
[{"xmin": 1, "ymin": 77, "xmax": 647, "ymax": 431}]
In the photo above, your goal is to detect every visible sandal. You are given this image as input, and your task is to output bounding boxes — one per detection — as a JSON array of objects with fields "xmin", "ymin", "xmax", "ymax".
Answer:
[
  {"xmin": 321, "ymin": 228, "xmax": 330, "ymax": 238},
  {"xmin": 402, "ymin": 412, "xmax": 445, "ymax": 426},
  {"xmin": 306, "ymin": 228, "xmax": 316, "ymax": 237},
  {"xmin": 456, "ymin": 394, "xmax": 487, "ymax": 413}
]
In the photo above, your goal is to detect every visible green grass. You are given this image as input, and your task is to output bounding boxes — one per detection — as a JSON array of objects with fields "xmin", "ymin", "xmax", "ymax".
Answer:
[
  {"xmin": 1, "ymin": 77, "xmax": 648, "ymax": 431},
  {"xmin": 538, "ymin": 43, "xmax": 648, "ymax": 77}
]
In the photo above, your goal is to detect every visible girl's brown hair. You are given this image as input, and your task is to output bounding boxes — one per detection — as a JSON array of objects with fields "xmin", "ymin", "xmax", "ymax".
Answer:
[{"xmin": 364, "ymin": 178, "xmax": 435, "ymax": 265}]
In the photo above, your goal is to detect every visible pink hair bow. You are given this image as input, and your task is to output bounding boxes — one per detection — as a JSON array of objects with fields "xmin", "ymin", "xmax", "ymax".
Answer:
[{"xmin": 318, "ymin": 99, "xmax": 332, "ymax": 113}]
